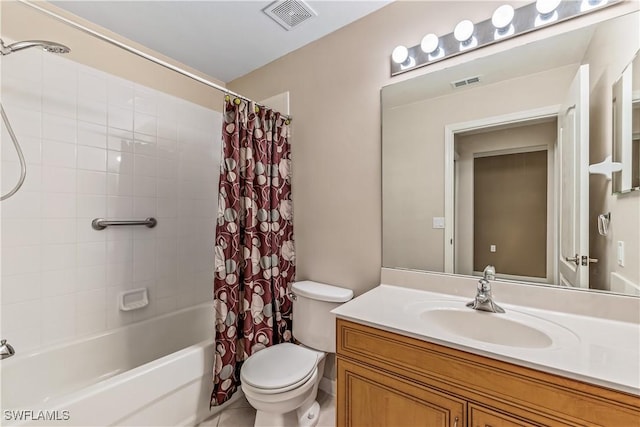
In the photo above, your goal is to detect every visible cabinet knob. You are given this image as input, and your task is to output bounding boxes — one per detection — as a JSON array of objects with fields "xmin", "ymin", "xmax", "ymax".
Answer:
[{"xmin": 454, "ymin": 416, "xmax": 459, "ymax": 427}]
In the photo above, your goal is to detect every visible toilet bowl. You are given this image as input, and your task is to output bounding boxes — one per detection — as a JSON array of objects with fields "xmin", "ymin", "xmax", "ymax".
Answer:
[
  {"xmin": 240, "ymin": 281, "xmax": 353, "ymax": 427},
  {"xmin": 241, "ymin": 343, "xmax": 326, "ymax": 427}
]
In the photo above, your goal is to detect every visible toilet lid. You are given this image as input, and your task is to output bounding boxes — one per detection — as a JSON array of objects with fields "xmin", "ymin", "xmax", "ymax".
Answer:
[{"xmin": 241, "ymin": 343, "xmax": 320, "ymax": 391}]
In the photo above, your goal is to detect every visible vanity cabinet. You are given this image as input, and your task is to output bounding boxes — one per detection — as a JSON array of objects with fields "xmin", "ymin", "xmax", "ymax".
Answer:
[
  {"xmin": 336, "ymin": 319, "xmax": 640, "ymax": 427},
  {"xmin": 339, "ymin": 358, "xmax": 465, "ymax": 426},
  {"xmin": 468, "ymin": 405, "xmax": 539, "ymax": 427}
]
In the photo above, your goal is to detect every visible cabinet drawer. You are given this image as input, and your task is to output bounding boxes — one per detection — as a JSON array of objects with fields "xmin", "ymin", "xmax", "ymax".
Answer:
[
  {"xmin": 469, "ymin": 404, "xmax": 541, "ymax": 427},
  {"xmin": 338, "ymin": 358, "xmax": 465, "ymax": 427}
]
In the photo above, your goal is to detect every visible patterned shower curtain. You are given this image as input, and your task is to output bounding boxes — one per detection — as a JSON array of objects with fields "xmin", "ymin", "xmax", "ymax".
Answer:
[{"xmin": 210, "ymin": 96, "xmax": 295, "ymax": 407}]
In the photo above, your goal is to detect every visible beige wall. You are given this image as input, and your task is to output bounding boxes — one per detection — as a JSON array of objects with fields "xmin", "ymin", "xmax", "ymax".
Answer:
[
  {"xmin": 1, "ymin": 1, "xmax": 225, "ymax": 110},
  {"xmin": 383, "ymin": 65, "xmax": 574, "ymax": 272},
  {"xmin": 583, "ymin": 12, "xmax": 640, "ymax": 290},
  {"xmin": 228, "ymin": 1, "xmax": 637, "ymax": 298}
]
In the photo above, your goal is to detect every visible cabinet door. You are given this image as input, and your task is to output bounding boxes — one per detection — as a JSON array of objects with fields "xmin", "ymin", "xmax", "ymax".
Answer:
[
  {"xmin": 338, "ymin": 358, "xmax": 465, "ymax": 427},
  {"xmin": 469, "ymin": 404, "xmax": 540, "ymax": 427}
]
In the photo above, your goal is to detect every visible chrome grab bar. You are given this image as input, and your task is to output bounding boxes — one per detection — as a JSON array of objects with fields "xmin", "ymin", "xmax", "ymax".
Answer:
[{"xmin": 92, "ymin": 217, "xmax": 157, "ymax": 230}]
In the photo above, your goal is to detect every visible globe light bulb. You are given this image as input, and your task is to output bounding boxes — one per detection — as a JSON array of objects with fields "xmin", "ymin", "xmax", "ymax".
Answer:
[
  {"xmin": 391, "ymin": 45, "xmax": 409, "ymax": 64},
  {"xmin": 454, "ymin": 20, "xmax": 475, "ymax": 44},
  {"xmin": 492, "ymin": 5, "xmax": 515, "ymax": 31},
  {"xmin": 420, "ymin": 33, "xmax": 439, "ymax": 54},
  {"xmin": 536, "ymin": 0, "xmax": 562, "ymax": 16}
]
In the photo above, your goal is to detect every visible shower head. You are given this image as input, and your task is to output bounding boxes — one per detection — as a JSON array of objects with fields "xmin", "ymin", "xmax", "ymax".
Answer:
[{"xmin": 0, "ymin": 39, "xmax": 70, "ymax": 56}]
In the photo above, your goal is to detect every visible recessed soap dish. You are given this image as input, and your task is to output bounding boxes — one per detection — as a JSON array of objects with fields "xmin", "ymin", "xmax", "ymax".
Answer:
[{"xmin": 119, "ymin": 288, "xmax": 149, "ymax": 311}]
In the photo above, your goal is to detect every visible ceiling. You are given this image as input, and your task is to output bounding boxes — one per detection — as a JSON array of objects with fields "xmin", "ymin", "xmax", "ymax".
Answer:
[{"xmin": 51, "ymin": 0, "xmax": 392, "ymax": 83}]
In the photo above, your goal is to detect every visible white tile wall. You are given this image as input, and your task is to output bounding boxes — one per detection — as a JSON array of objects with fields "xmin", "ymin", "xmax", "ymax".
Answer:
[{"xmin": 1, "ymin": 46, "xmax": 221, "ymax": 353}]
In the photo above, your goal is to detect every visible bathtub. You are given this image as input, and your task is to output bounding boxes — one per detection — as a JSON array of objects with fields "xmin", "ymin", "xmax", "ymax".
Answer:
[{"xmin": 1, "ymin": 303, "xmax": 236, "ymax": 426}]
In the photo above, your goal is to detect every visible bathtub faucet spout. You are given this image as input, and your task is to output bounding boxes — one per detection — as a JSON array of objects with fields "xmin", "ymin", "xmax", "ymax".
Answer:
[{"xmin": 1, "ymin": 339, "xmax": 15, "ymax": 359}]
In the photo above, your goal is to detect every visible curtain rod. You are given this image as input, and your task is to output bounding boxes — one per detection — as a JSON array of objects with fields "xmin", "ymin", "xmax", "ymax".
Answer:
[{"xmin": 17, "ymin": 0, "xmax": 291, "ymax": 119}]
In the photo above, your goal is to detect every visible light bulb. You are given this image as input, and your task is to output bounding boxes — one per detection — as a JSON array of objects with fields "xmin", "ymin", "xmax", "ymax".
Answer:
[
  {"xmin": 492, "ymin": 5, "xmax": 515, "ymax": 31},
  {"xmin": 391, "ymin": 45, "xmax": 409, "ymax": 64},
  {"xmin": 536, "ymin": 0, "xmax": 562, "ymax": 16},
  {"xmin": 454, "ymin": 20, "xmax": 475, "ymax": 44},
  {"xmin": 580, "ymin": 0, "xmax": 606, "ymax": 12},
  {"xmin": 420, "ymin": 33, "xmax": 439, "ymax": 55},
  {"xmin": 400, "ymin": 56, "xmax": 416, "ymax": 70},
  {"xmin": 535, "ymin": 0, "xmax": 561, "ymax": 26}
]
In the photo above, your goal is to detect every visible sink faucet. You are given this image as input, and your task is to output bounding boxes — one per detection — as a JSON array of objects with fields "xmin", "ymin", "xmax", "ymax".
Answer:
[{"xmin": 466, "ymin": 265, "xmax": 505, "ymax": 313}]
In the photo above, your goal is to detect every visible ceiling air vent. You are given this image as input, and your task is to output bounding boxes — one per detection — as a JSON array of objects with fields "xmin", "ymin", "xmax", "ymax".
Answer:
[
  {"xmin": 263, "ymin": 0, "xmax": 317, "ymax": 31},
  {"xmin": 451, "ymin": 75, "xmax": 482, "ymax": 89}
]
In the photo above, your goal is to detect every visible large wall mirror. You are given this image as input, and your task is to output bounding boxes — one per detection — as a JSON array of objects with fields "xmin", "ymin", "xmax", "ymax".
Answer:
[{"xmin": 382, "ymin": 11, "xmax": 639, "ymax": 296}]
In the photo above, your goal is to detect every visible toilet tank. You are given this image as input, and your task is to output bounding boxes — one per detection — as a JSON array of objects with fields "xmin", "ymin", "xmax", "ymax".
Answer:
[{"xmin": 292, "ymin": 281, "xmax": 353, "ymax": 353}]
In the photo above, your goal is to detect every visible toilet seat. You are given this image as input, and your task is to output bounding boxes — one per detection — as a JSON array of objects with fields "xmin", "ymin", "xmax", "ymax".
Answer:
[{"xmin": 241, "ymin": 343, "xmax": 321, "ymax": 394}]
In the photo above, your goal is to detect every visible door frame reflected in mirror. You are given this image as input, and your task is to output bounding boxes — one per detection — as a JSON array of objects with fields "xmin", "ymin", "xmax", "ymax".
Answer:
[
  {"xmin": 612, "ymin": 50, "xmax": 640, "ymax": 194},
  {"xmin": 443, "ymin": 105, "xmax": 560, "ymax": 275}
]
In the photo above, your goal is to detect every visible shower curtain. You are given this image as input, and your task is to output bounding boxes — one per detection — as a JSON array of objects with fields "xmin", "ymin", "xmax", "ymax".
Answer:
[{"xmin": 211, "ymin": 96, "xmax": 295, "ymax": 406}]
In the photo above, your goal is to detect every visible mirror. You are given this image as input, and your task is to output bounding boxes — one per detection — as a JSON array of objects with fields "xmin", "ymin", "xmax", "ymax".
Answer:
[
  {"xmin": 382, "ymin": 11, "xmax": 640, "ymax": 295},
  {"xmin": 612, "ymin": 51, "xmax": 640, "ymax": 193}
]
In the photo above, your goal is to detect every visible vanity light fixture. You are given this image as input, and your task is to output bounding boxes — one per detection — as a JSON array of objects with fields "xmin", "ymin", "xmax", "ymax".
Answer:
[
  {"xmin": 535, "ymin": 0, "xmax": 562, "ymax": 26},
  {"xmin": 492, "ymin": 4, "xmax": 515, "ymax": 39},
  {"xmin": 391, "ymin": 45, "xmax": 415, "ymax": 70},
  {"xmin": 580, "ymin": 0, "xmax": 608, "ymax": 12},
  {"xmin": 454, "ymin": 20, "xmax": 477, "ymax": 50},
  {"xmin": 389, "ymin": 0, "xmax": 618, "ymax": 76},
  {"xmin": 401, "ymin": 56, "xmax": 417, "ymax": 70},
  {"xmin": 421, "ymin": 33, "xmax": 443, "ymax": 60},
  {"xmin": 391, "ymin": 45, "xmax": 409, "ymax": 64}
]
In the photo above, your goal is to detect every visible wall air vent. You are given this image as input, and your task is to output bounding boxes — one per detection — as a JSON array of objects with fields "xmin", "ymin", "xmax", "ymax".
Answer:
[
  {"xmin": 451, "ymin": 75, "xmax": 482, "ymax": 89},
  {"xmin": 263, "ymin": 0, "xmax": 317, "ymax": 31}
]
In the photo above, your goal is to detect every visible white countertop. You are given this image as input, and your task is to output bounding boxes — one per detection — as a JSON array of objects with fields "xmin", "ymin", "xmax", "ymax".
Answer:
[{"xmin": 332, "ymin": 284, "xmax": 640, "ymax": 395}]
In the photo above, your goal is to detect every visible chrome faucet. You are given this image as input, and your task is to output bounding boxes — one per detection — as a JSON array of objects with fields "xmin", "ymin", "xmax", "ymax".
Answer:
[
  {"xmin": 466, "ymin": 265, "xmax": 505, "ymax": 313},
  {"xmin": 1, "ymin": 339, "xmax": 15, "ymax": 359}
]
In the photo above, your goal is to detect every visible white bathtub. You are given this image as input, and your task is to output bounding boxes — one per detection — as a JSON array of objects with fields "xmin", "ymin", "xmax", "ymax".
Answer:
[{"xmin": 1, "ymin": 303, "xmax": 235, "ymax": 426}]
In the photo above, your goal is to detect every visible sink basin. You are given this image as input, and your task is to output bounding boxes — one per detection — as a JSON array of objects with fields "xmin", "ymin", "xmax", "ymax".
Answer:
[
  {"xmin": 405, "ymin": 300, "xmax": 579, "ymax": 349},
  {"xmin": 420, "ymin": 309, "xmax": 553, "ymax": 348}
]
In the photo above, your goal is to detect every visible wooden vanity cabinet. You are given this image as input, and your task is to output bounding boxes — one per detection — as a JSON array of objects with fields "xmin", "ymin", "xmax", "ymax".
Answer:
[
  {"xmin": 336, "ymin": 319, "xmax": 640, "ymax": 427},
  {"xmin": 468, "ymin": 404, "xmax": 539, "ymax": 427},
  {"xmin": 339, "ymin": 358, "xmax": 465, "ymax": 427}
]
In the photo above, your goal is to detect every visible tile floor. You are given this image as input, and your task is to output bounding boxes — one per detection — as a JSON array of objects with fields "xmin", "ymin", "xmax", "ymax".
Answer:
[{"xmin": 198, "ymin": 390, "xmax": 336, "ymax": 427}]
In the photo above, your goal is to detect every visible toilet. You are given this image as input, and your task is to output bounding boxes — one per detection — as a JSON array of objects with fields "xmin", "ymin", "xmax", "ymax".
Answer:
[{"xmin": 240, "ymin": 280, "xmax": 353, "ymax": 427}]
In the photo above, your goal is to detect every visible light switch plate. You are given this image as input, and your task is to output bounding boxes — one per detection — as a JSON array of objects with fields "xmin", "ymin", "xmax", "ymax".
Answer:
[
  {"xmin": 617, "ymin": 241, "xmax": 625, "ymax": 267},
  {"xmin": 433, "ymin": 217, "xmax": 445, "ymax": 229}
]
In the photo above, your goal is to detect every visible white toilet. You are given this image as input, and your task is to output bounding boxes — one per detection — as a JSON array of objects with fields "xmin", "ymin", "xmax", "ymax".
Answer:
[{"xmin": 240, "ymin": 280, "xmax": 353, "ymax": 427}]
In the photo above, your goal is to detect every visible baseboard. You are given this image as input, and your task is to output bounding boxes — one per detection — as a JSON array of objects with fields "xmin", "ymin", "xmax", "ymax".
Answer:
[{"xmin": 319, "ymin": 377, "xmax": 336, "ymax": 396}]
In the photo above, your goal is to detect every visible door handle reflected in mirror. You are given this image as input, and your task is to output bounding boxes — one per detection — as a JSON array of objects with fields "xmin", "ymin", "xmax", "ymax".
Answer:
[
  {"xmin": 565, "ymin": 254, "xmax": 580, "ymax": 266},
  {"xmin": 565, "ymin": 255, "xmax": 599, "ymax": 266}
]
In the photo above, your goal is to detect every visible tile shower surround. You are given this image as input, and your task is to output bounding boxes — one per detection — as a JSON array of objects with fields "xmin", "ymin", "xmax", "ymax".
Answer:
[{"xmin": 0, "ymin": 47, "xmax": 221, "ymax": 352}]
